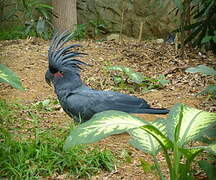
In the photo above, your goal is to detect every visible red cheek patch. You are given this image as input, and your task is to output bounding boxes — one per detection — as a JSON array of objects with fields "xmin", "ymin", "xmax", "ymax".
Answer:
[{"xmin": 54, "ymin": 72, "xmax": 63, "ymax": 78}]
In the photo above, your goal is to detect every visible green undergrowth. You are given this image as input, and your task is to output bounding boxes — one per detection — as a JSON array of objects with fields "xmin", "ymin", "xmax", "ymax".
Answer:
[
  {"xmin": 0, "ymin": 99, "xmax": 116, "ymax": 179},
  {"xmin": 0, "ymin": 26, "xmax": 26, "ymax": 40}
]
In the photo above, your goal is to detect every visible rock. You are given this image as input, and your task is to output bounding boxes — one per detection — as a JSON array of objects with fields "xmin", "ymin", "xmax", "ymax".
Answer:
[
  {"xmin": 155, "ymin": 39, "xmax": 164, "ymax": 43},
  {"xmin": 77, "ymin": 0, "xmax": 178, "ymax": 40},
  {"xmin": 106, "ymin": 34, "xmax": 120, "ymax": 41}
]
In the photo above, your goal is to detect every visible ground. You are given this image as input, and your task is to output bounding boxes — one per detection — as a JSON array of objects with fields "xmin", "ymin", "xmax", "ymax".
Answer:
[{"xmin": 0, "ymin": 38, "xmax": 215, "ymax": 180}]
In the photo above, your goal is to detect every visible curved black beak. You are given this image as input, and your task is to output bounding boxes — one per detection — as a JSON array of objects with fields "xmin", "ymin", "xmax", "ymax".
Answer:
[{"xmin": 45, "ymin": 70, "xmax": 54, "ymax": 86}]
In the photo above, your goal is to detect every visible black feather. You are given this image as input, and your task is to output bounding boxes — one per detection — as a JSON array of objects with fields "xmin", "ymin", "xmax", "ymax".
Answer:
[
  {"xmin": 45, "ymin": 32, "xmax": 169, "ymax": 123},
  {"xmin": 48, "ymin": 31, "xmax": 89, "ymax": 73}
]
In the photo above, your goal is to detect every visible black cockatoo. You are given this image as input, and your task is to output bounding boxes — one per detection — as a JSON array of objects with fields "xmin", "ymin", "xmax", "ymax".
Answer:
[{"xmin": 45, "ymin": 32, "xmax": 169, "ymax": 123}]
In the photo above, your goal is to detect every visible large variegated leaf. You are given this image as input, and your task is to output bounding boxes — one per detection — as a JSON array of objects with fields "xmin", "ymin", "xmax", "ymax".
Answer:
[
  {"xmin": 185, "ymin": 65, "xmax": 216, "ymax": 76},
  {"xmin": 206, "ymin": 143, "xmax": 216, "ymax": 155},
  {"xmin": 167, "ymin": 104, "xmax": 216, "ymax": 146},
  {"xmin": 64, "ymin": 110, "xmax": 147, "ymax": 150},
  {"xmin": 128, "ymin": 118, "xmax": 167, "ymax": 155},
  {"xmin": 0, "ymin": 64, "xmax": 24, "ymax": 90}
]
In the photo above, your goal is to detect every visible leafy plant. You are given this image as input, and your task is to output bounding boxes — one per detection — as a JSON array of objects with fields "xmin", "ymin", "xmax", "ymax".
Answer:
[
  {"xmin": 0, "ymin": 26, "xmax": 25, "ymax": 40},
  {"xmin": 172, "ymin": 0, "xmax": 216, "ymax": 54},
  {"xmin": 0, "ymin": 64, "xmax": 24, "ymax": 90},
  {"xmin": 71, "ymin": 20, "xmax": 108, "ymax": 40},
  {"xmin": 1, "ymin": 0, "xmax": 56, "ymax": 39},
  {"xmin": 106, "ymin": 65, "xmax": 169, "ymax": 92},
  {"xmin": 64, "ymin": 103, "xmax": 216, "ymax": 180},
  {"xmin": 20, "ymin": 0, "xmax": 56, "ymax": 39},
  {"xmin": 186, "ymin": 65, "xmax": 216, "ymax": 98},
  {"xmin": 33, "ymin": 98, "xmax": 59, "ymax": 112},
  {"xmin": 88, "ymin": 19, "xmax": 108, "ymax": 38},
  {"xmin": 71, "ymin": 24, "xmax": 87, "ymax": 40}
]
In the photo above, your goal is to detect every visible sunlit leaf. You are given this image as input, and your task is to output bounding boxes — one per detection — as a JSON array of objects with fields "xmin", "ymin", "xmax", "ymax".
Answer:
[
  {"xmin": 186, "ymin": 65, "xmax": 216, "ymax": 76},
  {"xmin": 157, "ymin": 75, "xmax": 170, "ymax": 86},
  {"xmin": 106, "ymin": 65, "xmax": 144, "ymax": 84},
  {"xmin": 64, "ymin": 110, "xmax": 147, "ymax": 150},
  {"xmin": 206, "ymin": 143, "xmax": 216, "ymax": 155},
  {"xmin": 128, "ymin": 118, "xmax": 167, "ymax": 155},
  {"xmin": 127, "ymin": 70, "xmax": 144, "ymax": 84},
  {"xmin": 106, "ymin": 65, "xmax": 125, "ymax": 72},
  {"xmin": 166, "ymin": 104, "xmax": 216, "ymax": 146}
]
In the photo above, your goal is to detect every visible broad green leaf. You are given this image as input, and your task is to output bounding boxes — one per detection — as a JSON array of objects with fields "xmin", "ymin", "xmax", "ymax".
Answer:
[
  {"xmin": 127, "ymin": 70, "xmax": 144, "ymax": 84},
  {"xmin": 206, "ymin": 143, "xmax": 216, "ymax": 155},
  {"xmin": 186, "ymin": 65, "xmax": 216, "ymax": 76},
  {"xmin": 64, "ymin": 110, "xmax": 147, "ymax": 150},
  {"xmin": 157, "ymin": 75, "xmax": 170, "ymax": 86},
  {"xmin": 106, "ymin": 65, "xmax": 125, "ymax": 72},
  {"xmin": 140, "ymin": 124, "xmax": 173, "ymax": 150},
  {"xmin": 198, "ymin": 125, "xmax": 216, "ymax": 144},
  {"xmin": 199, "ymin": 160, "xmax": 216, "ymax": 180},
  {"xmin": 167, "ymin": 104, "xmax": 216, "ymax": 146},
  {"xmin": 106, "ymin": 65, "xmax": 144, "ymax": 84},
  {"xmin": 128, "ymin": 118, "xmax": 167, "ymax": 155},
  {"xmin": 0, "ymin": 64, "xmax": 24, "ymax": 90},
  {"xmin": 36, "ymin": 18, "xmax": 45, "ymax": 35}
]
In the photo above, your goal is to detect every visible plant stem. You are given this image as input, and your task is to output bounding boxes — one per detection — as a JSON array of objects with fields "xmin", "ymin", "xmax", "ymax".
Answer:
[
  {"xmin": 172, "ymin": 105, "xmax": 184, "ymax": 180},
  {"xmin": 173, "ymin": 143, "xmax": 181, "ymax": 180},
  {"xmin": 152, "ymin": 155, "xmax": 166, "ymax": 180}
]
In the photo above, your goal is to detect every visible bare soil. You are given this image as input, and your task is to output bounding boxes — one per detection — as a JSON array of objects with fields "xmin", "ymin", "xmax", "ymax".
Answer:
[{"xmin": 0, "ymin": 37, "xmax": 215, "ymax": 180}]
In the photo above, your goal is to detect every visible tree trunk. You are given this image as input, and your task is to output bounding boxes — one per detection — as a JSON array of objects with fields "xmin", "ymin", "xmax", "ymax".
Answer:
[{"xmin": 52, "ymin": 0, "xmax": 77, "ymax": 33}]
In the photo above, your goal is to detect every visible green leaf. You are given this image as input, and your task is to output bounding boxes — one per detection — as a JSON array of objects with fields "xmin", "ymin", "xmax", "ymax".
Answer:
[
  {"xmin": 206, "ymin": 143, "xmax": 216, "ymax": 155},
  {"xmin": 113, "ymin": 76, "xmax": 123, "ymax": 84},
  {"xmin": 140, "ymin": 124, "xmax": 173, "ymax": 150},
  {"xmin": 0, "ymin": 64, "xmax": 24, "ymax": 90},
  {"xmin": 128, "ymin": 118, "xmax": 167, "ymax": 155},
  {"xmin": 157, "ymin": 75, "xmax": 170, "ymax": 86},
  {"xmin": 127, "ymin": 70, "xmax": 144, "ymax": 84},
  {"xmin": 197, "ymin": 85, "xmax": 216, "ymax": 97},
  {"xmin": 106, "ymin": 65, "xmax": 125, "ymax": 72},
  {"xmin": 201, "ymin": 36, "xmax": 212, "ymax": 44},
  {"xmin": 106, "ymin": 66, "xmax": 144, "ymax": 84},
  {"xmin": 185, "ymin": 65, "xmax": 216, "ymax": 76},
  {"xmin": 180, "ymin": 147, "xmax": 203, "ymax": 161},
  {"xmin": 36, "ymin": 18, "xmax": 45, "ymax": 35},
  {"xmin": 167, "ymin": 104, "xmax": 216, "ymax": 146},
  {"xmin": 139, "ymin": 159, "xmax": 153, "ymax": 173},
  {"xmin": 64, "ymin": 110, "xmax": 147, "ymax": 150},
  {"xmin": 199, "ymin": 160, "xmax": 216, "ymax": 180}
]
